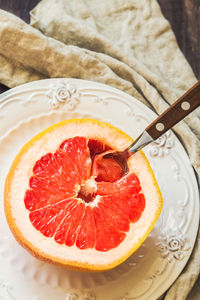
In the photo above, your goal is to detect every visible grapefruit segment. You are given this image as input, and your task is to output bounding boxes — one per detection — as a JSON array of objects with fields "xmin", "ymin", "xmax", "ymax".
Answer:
[
  {"xmin": 76, "ymin": 206, "xmax": 96, "ymax": 249},
  {"xmin": 96, "ymin": 173, "xmax": 141, "ymax": 196},
  {"xmin": 98, "ymin": 197, "xmax": 130, "ymax": 232},
  {"xmin": 33, "ymin": 153, "xmax": 59, "ymax": 178},
  {"xmin": 54, "ymin": 199, "xmax": 79, "ymax": 244},
  {"xmin": 4, "ymin": 118, "xmax": 163, "ymax": 271},
  {"xmin": 62, "ymin": 202, "xmax": 85, "ymax": 247},
  {"xmin": 28, "ymin": 174, "xmax": 76, "ymax": 208},
  {"xmin": 54, "ymin": 149, "xmax": 80, "ymax": 185},
  {"xmin": 24, "ymin": 189, "xmax": 40, "ymax": 211},
  {"xmin": 94, "ymin": 206, "xmax": 126, "ymax": 252},
  {"xmin": 29, "ymin": 198, "xmax": 76, "ymax": 238},
  {"xmin": 60, "ymin": 137, "xmax": 91, "ymax": 182}
]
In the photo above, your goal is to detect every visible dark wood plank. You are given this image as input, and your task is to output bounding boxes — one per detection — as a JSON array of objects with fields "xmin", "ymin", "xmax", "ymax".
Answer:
[
  {"xmin": 0, "ymin": 0, "xmax": 199, "ymax": 96},
  {"xmin": 0, "ymin": 0, "xmax": 40, "ymax": 23},
  {"xmin": 158, "ymin": 0, "xmax": 200, "ymax": 79}
]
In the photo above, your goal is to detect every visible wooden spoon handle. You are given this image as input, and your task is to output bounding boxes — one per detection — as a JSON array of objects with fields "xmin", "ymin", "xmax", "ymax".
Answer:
[{"xmin": 146, "ymin": 80, "xmax": 200, "ymax": 140}]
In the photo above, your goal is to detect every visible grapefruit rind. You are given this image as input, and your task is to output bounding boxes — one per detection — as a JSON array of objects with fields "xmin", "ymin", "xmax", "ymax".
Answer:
[{"xmin": 4, "ymin": 119, "xmax": 163, "ymax": 271}]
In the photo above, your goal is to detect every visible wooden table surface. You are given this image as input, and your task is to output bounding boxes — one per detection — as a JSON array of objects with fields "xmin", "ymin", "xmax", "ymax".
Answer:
[{"xmin": 0, "ymin": 0, "xmax": 199, "ymax": 94}]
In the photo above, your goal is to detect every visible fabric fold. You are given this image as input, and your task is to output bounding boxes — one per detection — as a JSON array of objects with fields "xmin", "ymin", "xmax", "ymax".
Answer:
[{"xmin": 0, "ymin": 1, "xmax": 199, "ymax": 299}]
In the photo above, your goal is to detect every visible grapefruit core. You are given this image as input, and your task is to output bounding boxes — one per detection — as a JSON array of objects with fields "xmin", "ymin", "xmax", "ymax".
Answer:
[{"xmin": 4, "ymin": 119, "xmax": 163, "ymax": 271}]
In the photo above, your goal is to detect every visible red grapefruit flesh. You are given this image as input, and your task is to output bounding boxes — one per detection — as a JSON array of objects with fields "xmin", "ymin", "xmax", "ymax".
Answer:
[
  {"xmin": 4, "ymin": 119, "xmax": 163, "ymax": 271},
  {"xmin": 25, "ymin": 137, "xmax": 144, "ymax": 251}
]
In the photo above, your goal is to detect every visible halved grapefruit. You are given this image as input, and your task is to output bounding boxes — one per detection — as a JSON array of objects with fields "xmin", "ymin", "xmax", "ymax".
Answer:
[{"xmin": 4, "ymin": 119, "xmax": 163, "ymax": 271}]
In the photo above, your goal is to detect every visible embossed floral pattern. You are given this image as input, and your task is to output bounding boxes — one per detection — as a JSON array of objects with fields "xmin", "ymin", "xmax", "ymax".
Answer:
[
  {"xmin": 148, "ymin": 131, "xmax": 174, "ymax": 157},
  {"xmin": 156, "ymin": 228, "xmax": 191, "ymax": 262},
  {"xmin": 113, "ymin": 292, "xmax": 135, "ymax": 300},
  {"xmin": 65, "ymin": 291, "xmax": 96, "ymax": 300},
  {"xmin": 47, "ymin": 81, "xmax": 80, "ymax": 109},
  {"xmin": 0, "ymin": 280, "xmax": 16, "ymax": 300},
  {"xmin": 94, "ymin": 95, "xmax": 108, "ymax": 105}
]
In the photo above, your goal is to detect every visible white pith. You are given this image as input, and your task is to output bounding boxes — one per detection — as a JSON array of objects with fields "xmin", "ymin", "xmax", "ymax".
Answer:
[
  {"xmin": 7, "ymin": 120, "xmax": 162, "ymax": 267},
  {"xmin": 79, "ymin": 178, "xmax": 97, "ymax": 198}
]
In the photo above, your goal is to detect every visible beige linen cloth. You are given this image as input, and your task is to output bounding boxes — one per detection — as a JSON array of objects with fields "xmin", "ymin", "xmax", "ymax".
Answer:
[{"xmin": 0, "ymin": 0, "xmax": 199, "ymax": 299}]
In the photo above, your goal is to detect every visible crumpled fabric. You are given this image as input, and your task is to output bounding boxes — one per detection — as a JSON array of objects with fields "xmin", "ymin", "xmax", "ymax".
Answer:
[{"xmin": 0, "ymin": 1, "xmax": 199, "ymax": 299}]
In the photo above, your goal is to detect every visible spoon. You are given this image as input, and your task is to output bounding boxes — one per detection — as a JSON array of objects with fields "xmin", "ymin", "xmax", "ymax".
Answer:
[{"xmin": 103, "ymin": 80, "xmax": 200, "ymax": 174}]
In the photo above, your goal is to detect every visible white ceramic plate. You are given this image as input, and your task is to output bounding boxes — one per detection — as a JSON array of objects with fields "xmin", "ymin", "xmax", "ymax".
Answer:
[{"xmin": 0, "ymin": 79, "xmax": 199, "ymax": 300}]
